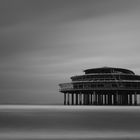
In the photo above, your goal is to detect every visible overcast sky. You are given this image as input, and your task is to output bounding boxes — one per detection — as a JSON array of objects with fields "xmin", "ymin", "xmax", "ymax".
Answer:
[{"xmin": 1, "ymin": 0, "xmax": 140, "ymax": 104}]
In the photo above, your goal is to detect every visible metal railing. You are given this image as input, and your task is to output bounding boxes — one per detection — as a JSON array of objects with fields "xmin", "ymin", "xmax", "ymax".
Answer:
[{"xmin": 59, "ymin": 82, "xmax": 140, "ymax": 91}]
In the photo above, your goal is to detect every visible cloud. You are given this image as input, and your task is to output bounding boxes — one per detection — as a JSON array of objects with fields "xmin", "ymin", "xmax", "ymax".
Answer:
[{"xmin": 1, "ymin": 0, "xmax": 140, "ymax": 104}]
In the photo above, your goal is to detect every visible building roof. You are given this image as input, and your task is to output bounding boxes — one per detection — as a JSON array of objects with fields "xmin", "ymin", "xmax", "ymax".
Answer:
[{"xmin": 84, "ymin": 67, "xmax": 135, "ymax": 75}]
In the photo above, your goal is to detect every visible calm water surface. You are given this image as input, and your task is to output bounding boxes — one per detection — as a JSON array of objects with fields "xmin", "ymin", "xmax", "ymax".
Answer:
[{"xmin": 0, "ymin": 105, "xmax": 140, "ymax": 140}]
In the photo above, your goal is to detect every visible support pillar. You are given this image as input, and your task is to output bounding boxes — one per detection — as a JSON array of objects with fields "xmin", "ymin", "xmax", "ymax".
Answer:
[
  {"xmin": 88, "ymin": 94, "xmax": 91, "ymax": 105},
  {"xmin": 84, "ymin": 94, "xmax": 86, "ymax": 105},
  {"xmin": 114, "ymin": 93, "xmax": 117, "ymax": 105},
  {"xmin": 83, "ymin": 94, "xmax": 85, "ymax": 105},
  {"xmin": 72, "ymin": 94, "xmax": 74, "ymax": 105},
  {"xmin": 127, "ymin": 94, "xmax": 129, "ymax": 105},
  {"xmin": 76, "ymin": 94, "xmax": 78, "ymax": 105},
  {"xmin": 67, "ymin": 93, "xmax": 69, "ymax": 105},
  {"xmin": 129, "ymin": 94, "xmax": 132, "ymax": 105},
  {"xmin": 134, "ymin": 92, "xmax": 137, "ymax": 105},
  {"xmin": 125, "ymin": 93, "xmax": 128, "ymax": 105},
  {"xmin": 112, "ymin": 94, "xmax": 114, "ymax": 105},
  {"xmin": 106, "ymin": 94, "xmax": 109, "ymax": 105},
  {"xmin": 118, "ymin": 94, "xmax": 121, "ymax": 105},
  {"xmin": 64, "ymin": 93, "xmax": 66, "ymax": 105},
  {"xmin": 90, "ymin": 93, "xmax": 93, "ymax": 105},
  {"xmin": 95, "ymin": 94, "xmax": 98, "ymax": 105},
  {"xmin": 98, "ymin": 94, "xmax": 100, "ymax": 105},
  {"xmin": 102, "ymin": 94, "xmax": 104, "ymax": 105},
  {"xmin": 105, "ymin": 94, "xmax": 107, "ymax": 105},
  {"xmin": 120, "ymin": 94, "xmax": 122, "ymax": 105},
  {"xmin": 115, "ymin": 94, "xmax": 117, "ymax": 105},
  {"xmin": 79, "ymin": 93, "xmax": 82, "ymax": 105},
  {"xmin": 117, "ymin": 94, "xmax": 119, "ymax": 105},
  {"xmin": 108, "ymin": 94, "xmax": 112, "ymax": 105},
  {"xmin": 95, "ymin": 93, "xmax": 97, "ymax": 105},
  {"xmin": 122, "ymin": 94, "xmax": 124, "ymax": 105},
  {"xmin": 86, "ymin": 94, "xmax": 89, "ymax": 105},
  {"xmin": 100, "ymin": 94, "xmax": 103, "ymax": 105},
  {"xmin": 94, "ymin": 92, "xmax": 96, "ymax": 105}
]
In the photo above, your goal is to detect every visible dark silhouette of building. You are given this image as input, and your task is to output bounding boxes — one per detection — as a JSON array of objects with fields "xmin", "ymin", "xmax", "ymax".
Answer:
[{"xmin": 59, "ymin": 67, "xmax": 140, "ymax": 105}]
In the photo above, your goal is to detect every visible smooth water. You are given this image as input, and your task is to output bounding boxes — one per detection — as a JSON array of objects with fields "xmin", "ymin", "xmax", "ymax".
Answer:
[{"xmin": 0, "ymin": 105, "xmax": 140, "ymax": 140}]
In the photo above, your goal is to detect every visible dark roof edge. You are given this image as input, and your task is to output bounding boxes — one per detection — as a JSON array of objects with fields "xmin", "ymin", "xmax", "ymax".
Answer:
[{"xmin": 84, "ymin": 67, "xmax": 135, "ymax": 75}]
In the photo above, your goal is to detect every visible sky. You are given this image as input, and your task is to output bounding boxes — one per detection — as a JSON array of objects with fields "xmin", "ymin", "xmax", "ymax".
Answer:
[{"xmin": 1, "ymin": 0, "xmax": 140, "ymax": 104}]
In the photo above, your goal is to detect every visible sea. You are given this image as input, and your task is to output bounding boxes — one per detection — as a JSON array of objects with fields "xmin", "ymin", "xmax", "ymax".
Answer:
[{"xmin": 0, "ymin": 105, "xmax": 140, "ymax": 140}]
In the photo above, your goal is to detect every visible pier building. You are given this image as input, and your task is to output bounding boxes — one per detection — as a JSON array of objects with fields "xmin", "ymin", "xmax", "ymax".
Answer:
[{"xmin": 59, "ymin": 67, "xmax": 140, "ymax": 105}]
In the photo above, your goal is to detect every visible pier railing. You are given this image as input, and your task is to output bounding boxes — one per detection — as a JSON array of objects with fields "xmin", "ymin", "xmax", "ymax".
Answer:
[{"xmin": 59, "ymin": 81, "xmax": 140, "ymax": 92}]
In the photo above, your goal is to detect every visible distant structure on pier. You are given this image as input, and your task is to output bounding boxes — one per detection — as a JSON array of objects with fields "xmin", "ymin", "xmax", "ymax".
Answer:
[{"xmin": 59, "ymin": 67, "xmax": 140, "ymax": 105}]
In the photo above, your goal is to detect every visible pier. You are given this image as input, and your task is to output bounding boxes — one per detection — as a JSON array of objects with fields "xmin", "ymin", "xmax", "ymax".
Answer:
[{"xmin": 59, "ymin": 67, "xmax": 140, "ymax": 105}]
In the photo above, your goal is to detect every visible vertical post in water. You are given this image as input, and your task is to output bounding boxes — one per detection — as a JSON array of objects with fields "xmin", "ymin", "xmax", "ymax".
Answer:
[
  {"xmin": 64, "ymin": 93, "xmax": 66, "ymax": 105},
  {"xmin": 72, "ymin": 94, "xmax": 74, "ymax": 105},
  {"xmin": 67, "ymin": 93, "xmax": 69, "ymax": 105},
  {"xmin": 79, "ymin": 92, "xmax": 82, "ymax": 105},
  {"xmin": 76, "ymin": 94, "xmax": 78, "ymax": 105},
  {"xmin": 134, "ymin": 92, "xmax": 137, "ymax": 105}
]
